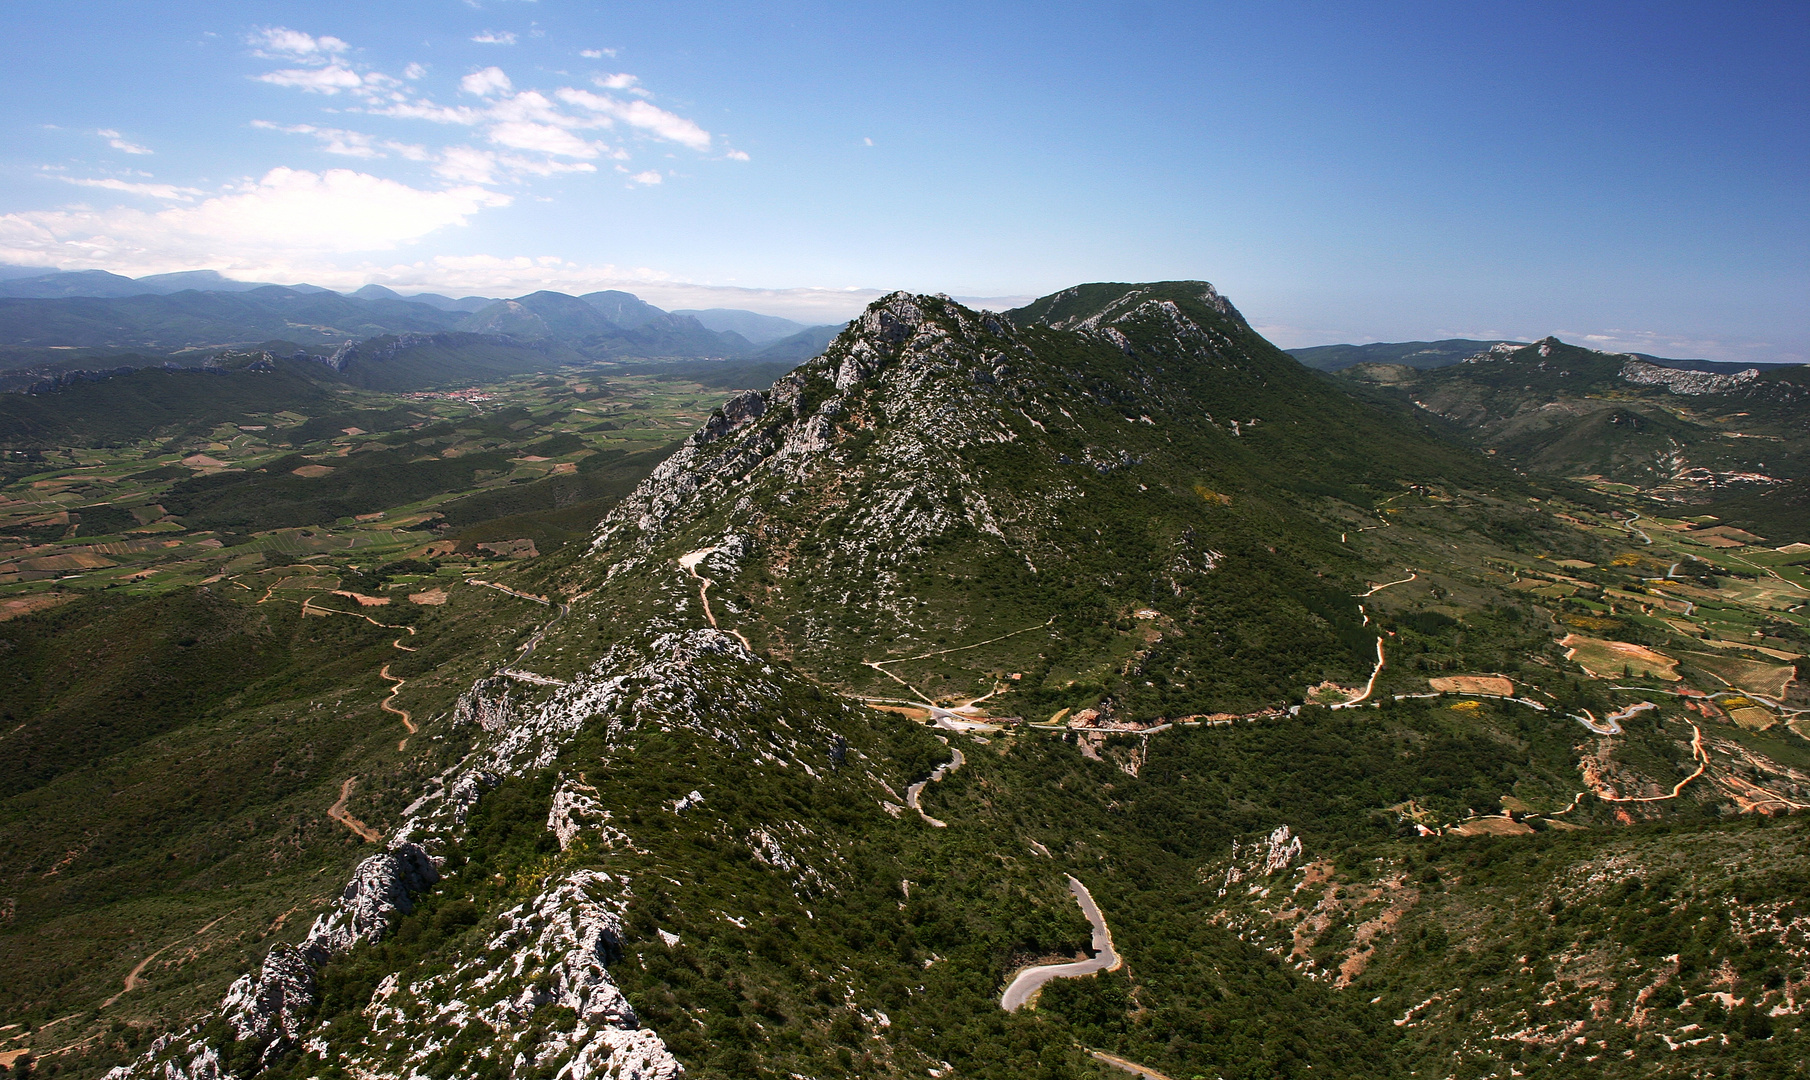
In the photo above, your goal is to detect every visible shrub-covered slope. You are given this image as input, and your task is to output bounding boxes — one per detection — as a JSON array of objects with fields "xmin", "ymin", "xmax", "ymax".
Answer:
[
  {"xmin": 548, "ymin": 285, "xmax": 1519, "ymax": 716},
  {"xmin": 50, "ymin": 285, "xmax": 1810, "ymax": 1080}
]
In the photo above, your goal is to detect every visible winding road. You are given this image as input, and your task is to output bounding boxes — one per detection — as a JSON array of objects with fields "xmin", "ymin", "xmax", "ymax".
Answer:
[
  {"xmin": 327, "ymin": 776, "xmax": 381, "ymax": 842},
  {"xmin": 379, "ymin": 663, "xmax": 417, "ymax": 750},
  {"xmin": 1356, "ymin": 571, "xmax": 1417, "ymax": 598},
  {"xmin": 678, "ymin": 548, "xmax": 753, "ymax": 650},
  {"xmin": 904, "ymin": 745, "xmax": 964, "ymax": 827},
  {"xmin": 1330, "ymin": 636, "xmax": 1387, "ymax": 709},
  {"xmin": 1594, "ymin": 722, "xmax": 1709, "ymax": 803},
  {"xmin": 1001, "ymin": 875, "xmax": 1120, "ymax": 1011}
]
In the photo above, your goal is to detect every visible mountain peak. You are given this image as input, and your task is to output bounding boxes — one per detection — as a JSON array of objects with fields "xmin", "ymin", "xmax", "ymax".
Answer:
[{"xmin": 1007, "ymin": 280, "xmax": 1245, "ymax": 332}]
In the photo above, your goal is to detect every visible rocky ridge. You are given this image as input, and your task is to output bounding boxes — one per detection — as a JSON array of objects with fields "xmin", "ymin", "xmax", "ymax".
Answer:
[
  {"xmin": 562, "ymin": 283, "xmax": 1385, "ymax": 695},
  {"xmin": 1619, "ymin": 359, "xmax": 1761, "ymax": 396},
  {"xmin": 108, "ymin": 627, "xmax": 897, "ymax": 1080}
]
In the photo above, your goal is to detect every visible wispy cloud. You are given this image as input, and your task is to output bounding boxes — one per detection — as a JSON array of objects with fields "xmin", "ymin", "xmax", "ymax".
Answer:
[
  {"xmin": 487, "ymin": 121, "xmax": 603, "ymax": 159},
  {"xmin": 371, "ymin": 100, "xmax": 485, "ymax": 125},
  {"xmin": 252, "ymin": 121, "xmax": 428, "ymax": 161},
  {"xmin": 471, "ymin": 30, "xmax": 518, "ymax": 45},
  {"xmin": 557, "ymin": 88, "xmax": 709, "ymax": 150},
  {"xmin": 55, "ymin": 176, "xmax": 205, "ymax": 201},
  {"xmin": 257, "ymin": 65, "xmax": 365, "ymax": 94},
  {"xmin": 579, "ymin": 48, "xmax": 617, "ymax": 59},
  {"xmin": 97, "ymin": 129, "xmax": 153, "ymax": 155},
  {"xmin": 435, "ymin": 148, "xmax": 597, "ymax": 184},
  {"xmin": 1564, "ymin": 329, "xmax": 1787, "ymax": 364},
  {"xmin": 24, "ymin": 31, "xmax": 739, "ymax": 279},
  {"xmin": 248, "ymin": 26, "xmax": 348, "ymax": 63},
  {"xmin": 360, "ymin": 72, "xmax": 714, "ymax": 172}
]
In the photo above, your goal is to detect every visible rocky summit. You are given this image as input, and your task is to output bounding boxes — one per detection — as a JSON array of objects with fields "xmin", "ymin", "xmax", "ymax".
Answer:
[{"xmin": 6, "ymin": 283, "xmax": 1806, "ymax": 1080}]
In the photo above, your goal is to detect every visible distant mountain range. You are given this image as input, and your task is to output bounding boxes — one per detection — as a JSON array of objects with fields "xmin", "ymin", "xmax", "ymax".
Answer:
[
  {"xmin": 0, "ymin": 267, "xmax": 844, "ymax": 385},
  {"xmin": 1287, "ymin": 338, "xmax": 1798, "ymax": 374},
  {"xmin": 670, "ymin": 307, "xmax": 812, "ymax": 344},
  {"xmin": 0, "ymin": 267, "xmax": 337, "ymax": 299}
]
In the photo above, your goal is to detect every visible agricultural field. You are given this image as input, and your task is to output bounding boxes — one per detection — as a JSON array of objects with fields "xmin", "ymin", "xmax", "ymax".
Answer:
[
  {"xmin": 0, "ymin": 367, "xmax": 742, "ymax": 612},
  {"xmin": 0, "ymin": 363, "xmax": 768, "ymax": 1055}
]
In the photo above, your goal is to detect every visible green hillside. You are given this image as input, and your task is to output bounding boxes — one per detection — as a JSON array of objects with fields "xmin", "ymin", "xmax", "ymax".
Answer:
[
  {"xmin": 3, "ymin": 286, "xmax": 1806, "ymax": 1080},
  {"xmin": 1338, "ymin": 336, "xmax": 1810, "ymax": 543},
  {"xmin": 1287, "ymin": 339, "xmax": 1522, "ymax": 371}
]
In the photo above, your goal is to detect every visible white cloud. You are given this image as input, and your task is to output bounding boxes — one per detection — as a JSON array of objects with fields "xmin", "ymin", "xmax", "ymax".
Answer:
[
  {"xmin": 252, "ymin": 121, "xmax": 428, "ymax": 161},
  {"xmin": 556, "ymin": 88, "xmax": 709, "ymax": 150},
  {"xmin": 338, "ymin": 260, "xmax": 880, "ymax": 323},
  {"xmin": 96, "ymin": 129, "xmax": 153, "ymax": 155},
  {"xmin": 595, "ymin": 72, "xmax": 638, "ymax": 90},
  {"xmin": 370, "ymin": 100, "xmax": 485, "ymax": 125},
  {"xmin": 472, "ymin": 31, "xmax": 517, "ymax": 45},
  {"xmin": 0, "ymin": 167, "xmax": 512, "ymax": 271},
  {"xmin": 56, "ymin": 177, "xmax": 205, "ymax": 202},
  {"xmin": 864, "ymin": 137, "xmax": 874, "ymax": 146},
  {"xmin": 486, "ymin": 89, "xmax": 568, "ymax": 125},
  {"xmin": 579, "ymin": 48, "xmax": 616, "ymax": 59},
  {"xmin": 258, "ymin": 65, "xmax": 364, "ymax": 94},
  {"xmin": 404, "ymin": 62, "xmax": 427, "ymax": 80},
  {"xmin": 170, "ymin": 168, "xmax": 509, "ymax": 250},
  {"xmin": 461, "ymin": 66, "xmax": 513, "ymax": 96},
  {"xmin": 433, "ymin": 145, "xmax": 598, "ymax": 185},
  {"xmin": 248, "ymin": 27, "xmax": 348, "ymax": 62},
  {"xmin": 504, "ymin": 156, "xmax": 596, "ymax": 177},
  {"xmin": 724, "ymin": 149, "xmax": 750, "ymax": 161},
  {"xmin": 487, "ymin": 121, "xmax": 601, "ymax": 158},
  {"xmin": 1559, "ymin": 328, "xmax": 1783, "ymax": 363},
  {"xmin": 0, "ymin": 236, "xmax": 883, "ymax": 325},
  {"xmin": 435, "ymin": 147, "xmax": 502, "ymax": 185},
  {"xmin": 627, "ymin": 170, "xmax": 662, "ymax": 185}
]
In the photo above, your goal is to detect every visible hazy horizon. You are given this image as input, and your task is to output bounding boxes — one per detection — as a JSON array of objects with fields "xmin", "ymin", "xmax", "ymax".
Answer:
[{"xmin": 1, "ymin": 2, "xmax": 1803, "ymax": 360}]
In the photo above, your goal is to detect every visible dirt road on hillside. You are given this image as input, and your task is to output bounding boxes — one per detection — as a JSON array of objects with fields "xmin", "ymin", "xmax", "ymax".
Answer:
[{"xmin": 328, "ymin": 776, "xmax": 381, "ymax": 842}]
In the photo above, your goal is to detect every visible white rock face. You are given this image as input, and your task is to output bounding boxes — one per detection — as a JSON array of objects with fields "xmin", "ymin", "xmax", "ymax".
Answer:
[
  {"xmin": 219, "ymin": 843, "xmax": 440, "ymax": 1046},
  {"xmin": 352, "ymin": 870, "xmax": 682, "ymax": 1080},
  {"xmin": 113, "ymin": 622, "xmax": 879, "ymax": 1080},
  {"xmin": 1620, "ymin": 358, "xmax": 1760, "ymax": 395},
  {"xmin": 548, "ymin": 777, "xmax": 608, "ymax": 849},
  {"xmin": 547, "ymin": 775, "xmax": 638, "ymax": 853},
  {"xmin": 1214, "ymin": 824, "xmax": 1304, "ymax": 897},
  {"xmin": 110, "ymin": 843, "xmax": 443, "ymax": 1078}
]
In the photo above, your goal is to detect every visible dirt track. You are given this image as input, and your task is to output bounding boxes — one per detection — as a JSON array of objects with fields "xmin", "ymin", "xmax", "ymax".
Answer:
[
  {"xmin": 379, "ymin": 664, "xmax": 417, "ymax": 734},
  {"xmin": 1331, "ymin": 637, "xmax": 1387, "ymax": 709},
  {"xmin": 328, "ymin": 776, "xmax": 381, "ymax": 842},
  {"xmin": 678, "ymin": 548, "xmax": 753, "ymax": 650},
  {"xmin": 905, "ymin": 743, "xmax": 964, "ymax": 827}
]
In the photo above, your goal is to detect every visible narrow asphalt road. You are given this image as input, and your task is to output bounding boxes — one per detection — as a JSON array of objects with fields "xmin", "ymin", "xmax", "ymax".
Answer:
[
  {"xmin": 1001, "ymin": 875, "xmax": 1119, "ymax": 1011},
  {"xmin": 905, "ymin": 746, "xmax": 964, "ymax": 827}
]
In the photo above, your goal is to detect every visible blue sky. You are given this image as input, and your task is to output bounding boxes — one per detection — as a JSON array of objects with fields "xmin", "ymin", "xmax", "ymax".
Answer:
[{"xmin": 0, "ymin": 1, "xmax": 1803, "ymax": 359}]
